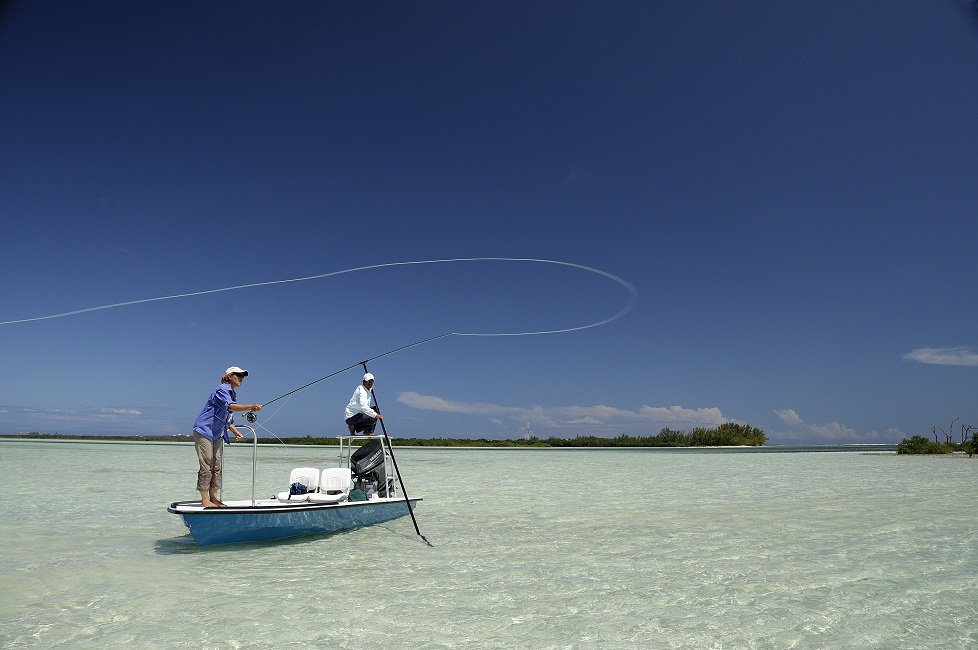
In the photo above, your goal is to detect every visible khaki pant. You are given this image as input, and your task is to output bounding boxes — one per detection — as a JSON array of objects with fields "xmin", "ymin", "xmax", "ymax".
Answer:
[{"xmin": 194, "ymin": 432, "xmax": 223, "ymax": 492}]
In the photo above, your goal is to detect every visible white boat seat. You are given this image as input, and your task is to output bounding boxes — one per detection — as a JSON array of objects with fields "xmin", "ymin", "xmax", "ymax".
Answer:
[
  {"xmin": 276, "ymin": 467, "xmax": 320, "ymax": 502},
  {"xmin": 308, "ymin": 467, "xmax": 352, "ymax": 504}
]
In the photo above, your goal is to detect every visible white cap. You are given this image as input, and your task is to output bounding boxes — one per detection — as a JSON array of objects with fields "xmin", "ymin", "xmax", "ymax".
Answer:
[
  {"xmin": 226, "ymin": 366, "xmax": 249, "ymax": 377},
  {"xmin": 363, "ymin": 373, "xmax": 374, "ymax": 382}
]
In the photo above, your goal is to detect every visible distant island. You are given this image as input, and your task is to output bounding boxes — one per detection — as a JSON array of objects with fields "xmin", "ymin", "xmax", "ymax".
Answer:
[
  {"xmin": 897, "ymin": 434, "xmax": 976, "ymax": 456},
  {"xmin": 897, "ymin": 418, "xmax": 977, "ymax": 456},
  {"xmin": 3, "ymin": 422, "xmax": 767, "ymax": 448}
]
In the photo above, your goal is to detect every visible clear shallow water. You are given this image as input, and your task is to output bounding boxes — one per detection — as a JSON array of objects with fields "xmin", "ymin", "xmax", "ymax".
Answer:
[{"xmin": 1, "ymin": 440, "xmax": 975, "ymax": 649}]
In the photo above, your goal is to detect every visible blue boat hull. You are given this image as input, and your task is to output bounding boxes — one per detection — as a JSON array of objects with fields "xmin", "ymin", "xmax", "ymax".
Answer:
[{"xmin": 168, "ymin": 498, "xmax": 421, "ymax": 546}]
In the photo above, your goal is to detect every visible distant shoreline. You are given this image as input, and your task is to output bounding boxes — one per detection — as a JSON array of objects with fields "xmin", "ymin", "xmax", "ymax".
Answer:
[
  {"xmin": 2, "ymin": 432, "xmax": 751, "ymax": 448},
  {"xmin": 1, "ymin": 423, "xmax": 771, "ymax": 448},
  {"xmin": 0, "ymin": 433, "xmax": 898, "ymax": 451}
]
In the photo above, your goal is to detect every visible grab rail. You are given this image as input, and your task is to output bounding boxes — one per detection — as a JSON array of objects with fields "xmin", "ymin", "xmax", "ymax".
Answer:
[
  {"xmin": 219, "ymin": 425, "xmax": 258, "ymax": 506},
  {"xmin": 237, "ymin": 425, "xmax": 258, "ymax": 505}
]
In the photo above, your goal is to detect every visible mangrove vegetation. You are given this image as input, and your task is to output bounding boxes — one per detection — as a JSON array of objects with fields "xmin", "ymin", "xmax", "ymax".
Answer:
[
  {"xmin": 4, "ymin": 422, "xmax": 767, "ymax": 448},
  {"xmin": 897, "ymin": 418, "xmax": 977, "ymax": 456}
]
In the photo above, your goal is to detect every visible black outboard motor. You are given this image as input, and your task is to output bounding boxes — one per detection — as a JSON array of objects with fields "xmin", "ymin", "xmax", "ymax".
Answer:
[{"xmin": 350, "ymin": 438, "xmax": 388, "ymax": 497}]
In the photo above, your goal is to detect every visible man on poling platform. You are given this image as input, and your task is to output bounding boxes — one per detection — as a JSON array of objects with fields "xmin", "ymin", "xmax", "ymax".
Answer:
[{"xmin": 345, "ymin": 372, "xmax": 382, "ymax": 435}]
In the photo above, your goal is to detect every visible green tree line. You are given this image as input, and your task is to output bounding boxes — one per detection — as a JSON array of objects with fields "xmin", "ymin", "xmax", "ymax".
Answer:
[
  {"xmin": 897, "ymin": 418, "xmax": 978, "ymax": 456},
  {"xmin": 897, "ymin": 434, "xmax": 977, "ymax": 456},
  {"xmin": 4, "ymin": 422, "xmax": 766, "ymax": 448},
  {"xmin": 263, "ymin": 422, "xmax": 766, "ymax": 448}
]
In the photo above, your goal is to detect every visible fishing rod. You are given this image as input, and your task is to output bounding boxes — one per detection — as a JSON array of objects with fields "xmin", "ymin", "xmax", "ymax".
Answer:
[
  {"xmin": 239, "ymin": 340, "xmax": 434, "ymax": 545},
  {"xmin": 362, "ymin": 361, "xmax": 433, "ymax": 548},
  {"xmin": 244, "ymin": 333, "xmax": 453, "ymax": 423}
]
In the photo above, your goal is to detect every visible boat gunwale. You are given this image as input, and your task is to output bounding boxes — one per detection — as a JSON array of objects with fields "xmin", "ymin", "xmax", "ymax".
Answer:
[{"xmin": 167, "ymin": 496, "xmax": 421, "ymax": 516}]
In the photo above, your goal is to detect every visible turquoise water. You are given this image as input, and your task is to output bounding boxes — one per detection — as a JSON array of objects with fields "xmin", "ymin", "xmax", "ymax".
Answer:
[{"xmin": 1, "ymin": 439, "xmax": 975, "ymax": 649}]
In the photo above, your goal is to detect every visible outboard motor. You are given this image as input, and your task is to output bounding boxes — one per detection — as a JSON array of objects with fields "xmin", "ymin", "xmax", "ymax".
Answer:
[{"xmin": 350, "ymin": 438, "xmax": 389, "ymax": 497}]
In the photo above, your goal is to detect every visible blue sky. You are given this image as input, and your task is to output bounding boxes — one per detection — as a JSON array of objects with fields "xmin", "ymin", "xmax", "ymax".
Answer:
[{"xmin": 3, "ymin": 1, "xmax": 978, "ymax": 444}]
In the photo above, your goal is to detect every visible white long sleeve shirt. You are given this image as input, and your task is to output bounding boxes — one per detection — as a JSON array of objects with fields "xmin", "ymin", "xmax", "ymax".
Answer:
[{"xmin": 345, "ymin": 384, "xmax": 377, "ymax": 419}]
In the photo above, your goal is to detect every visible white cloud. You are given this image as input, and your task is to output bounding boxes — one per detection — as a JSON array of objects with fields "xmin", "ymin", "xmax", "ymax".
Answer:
[
  {"xmin": 639, "ymin": 405, "xmax": 727, "ymax": 424},
  {"xmin": 903, "ymin": 347, "xmax": 978, "ymax": 366},
  {"xmin": 100, "ymin": 408, "xmax": 143, "ymax": 416},
  {"xmin": 396, "ymin": 393, "xmax": 522, "ymax": 417},
  {"xmin": 1, "ymin": 405, "xmax": 178, "ymax": 436},
  {"xmin": 776, "ymin": 408, "xmax": 803, "ymax": 427},
  {"xmin": 774, "ymin": 408, "xmax": 862, "ymax": 442},
  {"xmin": 397, "ymin": 391, "xmax": 729, "ymax": 432},
  {"xmin": 565, "ymin": 416, "xmax": 603, "ymax": 425}
]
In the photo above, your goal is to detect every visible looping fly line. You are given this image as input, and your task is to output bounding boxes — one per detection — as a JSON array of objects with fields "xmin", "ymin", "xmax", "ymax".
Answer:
[{"xmin": 0, "ymin": 257, "xmax": 637, "ymax": 334}]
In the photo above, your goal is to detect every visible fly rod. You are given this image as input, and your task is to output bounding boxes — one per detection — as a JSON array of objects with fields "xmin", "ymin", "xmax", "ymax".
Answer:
[{"xmin": 245, "ymin": 333, "xmax": 453, "ymax": 422}]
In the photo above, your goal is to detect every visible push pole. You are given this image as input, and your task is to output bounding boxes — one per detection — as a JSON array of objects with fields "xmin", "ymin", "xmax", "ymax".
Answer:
[{"xmin": 361, "ymin": 362, "xmax": 432, "ymax": 547}]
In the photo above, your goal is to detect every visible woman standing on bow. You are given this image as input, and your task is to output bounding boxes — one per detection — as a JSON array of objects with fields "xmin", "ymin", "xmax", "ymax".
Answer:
[{"xmin": 192, "ymin": 366, "xmax": 262, "ymax": 508}]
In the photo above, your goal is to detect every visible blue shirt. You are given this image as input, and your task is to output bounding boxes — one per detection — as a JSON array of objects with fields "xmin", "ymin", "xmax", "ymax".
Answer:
[{"xmin": 193, "ymin": 383, "xmax": 236, "ymax": 443}]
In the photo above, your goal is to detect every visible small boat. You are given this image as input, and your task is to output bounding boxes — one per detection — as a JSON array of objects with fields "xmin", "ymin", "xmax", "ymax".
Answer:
[{"xmin": 168, "ymin": 428, "xmax": 422, "ymax": 546}]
